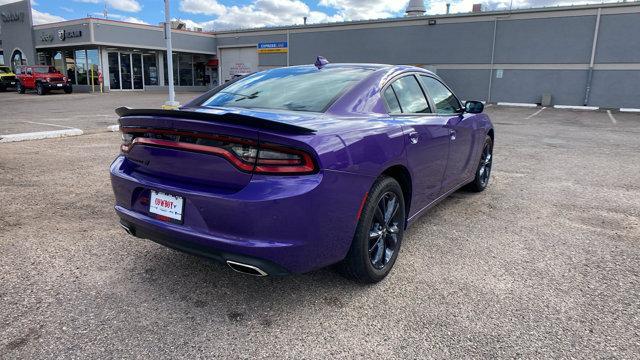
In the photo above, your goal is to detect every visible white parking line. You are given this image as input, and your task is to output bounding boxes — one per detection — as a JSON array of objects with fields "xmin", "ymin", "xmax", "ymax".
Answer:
[
  {"xmin": 0, "ymin": 129, "xmax": 83, "ymax": 143},
  {"xmin": 108, "ymin": 125, "xmax": 120, "ymax": 132},
  {"xmin": 525, "ymin": 107, "xmax": 546, "ymax": 119},
  {"xmin": 607, "ymin": 110, "xmax": 617, "ymax": 124},
  {"xmin": 497, "ymin": 102, "xmax": 538, "ymax": 108},
  {"xmin": 553, "ymin": 105, "xmax": 599, "ymax": 111},
  {"xmin": 25, "ymin": 121, "xmax": 76, "ymax": 129}
]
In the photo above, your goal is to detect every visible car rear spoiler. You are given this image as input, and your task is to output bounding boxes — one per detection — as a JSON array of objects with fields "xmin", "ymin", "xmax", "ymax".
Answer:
[{"xmin": 115, "ymin": 107, "xmax": 316, "ymax": 135}]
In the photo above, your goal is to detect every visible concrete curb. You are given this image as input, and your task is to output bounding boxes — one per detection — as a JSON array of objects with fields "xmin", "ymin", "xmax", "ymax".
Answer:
[
  {"xmin": 620, "ymin": 108, "xmax": 640, "ymax": 113},
  {"xmin": 108, "ymin": 125, "xmax": 120, "ymax": 132},
  {"xmin": 497, "ymin": 102, "xmax": 538, "ymax": 108},
  {"xmin": 0, "ymin": 129, "xmax": 84, "ymax": 143},
  {"xmin": 553, "ymin": 105, "xmax": 599, "ymax": 111}
]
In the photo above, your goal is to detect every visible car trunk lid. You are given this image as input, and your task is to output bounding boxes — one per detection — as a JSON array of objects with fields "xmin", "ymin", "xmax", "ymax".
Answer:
[{"xmin": 117, "ymin": 107, "xmax": 318, "ymax": 192}]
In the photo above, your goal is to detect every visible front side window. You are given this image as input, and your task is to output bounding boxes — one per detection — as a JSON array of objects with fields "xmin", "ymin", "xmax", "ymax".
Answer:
[
  {"xmin": 388, "ymin": 75, "xmax": 431, "ymax": 114},
  {"xmin": 202, "ymin": 66, "xmax": 375, "ymax": 113},
  {"xmin": 420, "ymin": 76, "xmax": 461, "ymax": 114}
]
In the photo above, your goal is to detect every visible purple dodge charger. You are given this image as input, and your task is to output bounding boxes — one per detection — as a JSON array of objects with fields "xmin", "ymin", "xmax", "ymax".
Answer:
[{"xmin": 110, "ymin": 62, "xmax": 494, "ymax": 283}]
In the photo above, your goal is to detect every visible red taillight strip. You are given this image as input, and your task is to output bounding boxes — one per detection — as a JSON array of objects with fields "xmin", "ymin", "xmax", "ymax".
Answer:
[
  {"xmin": 121, "ymin": 127, "xmax": 257, "ymax": 146},
  {"xmin": 128, "ymin": 138, "xmax": 255, "ymax": 171},
  {"xmin": 121, "ymin": 127, "xmax": 317, "ymax": 175}
]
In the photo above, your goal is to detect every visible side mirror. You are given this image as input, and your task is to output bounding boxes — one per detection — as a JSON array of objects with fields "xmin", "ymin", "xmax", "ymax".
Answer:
[{"xmin": 464, "ymin": 101, "xmax": 484, "ymax": 114}]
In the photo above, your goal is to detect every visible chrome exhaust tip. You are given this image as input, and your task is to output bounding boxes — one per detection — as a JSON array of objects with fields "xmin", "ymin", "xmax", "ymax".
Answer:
[
  {"xmin": 120, "ymin": 223, "xmax": 134, "ymax": 235},
  {"xmin": 226, "ymin": 260, "xmax": 268, "ymax": 277}
]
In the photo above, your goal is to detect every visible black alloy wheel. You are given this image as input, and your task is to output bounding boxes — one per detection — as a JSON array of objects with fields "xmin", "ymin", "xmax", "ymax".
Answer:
[
  {"xmin": 467, "ymin": 135, "xmax": 493, "ymax": 192},
  {"xmin": 338, "ymin": 176, "xmax": 405, "ymax": 283},
  {"xmin": 17, "ymin": 82, "xmax": 25, "ymax": 94},
  {"xmin": 368, "ymin": 192, "xmax": 402, "ymax": 270}
]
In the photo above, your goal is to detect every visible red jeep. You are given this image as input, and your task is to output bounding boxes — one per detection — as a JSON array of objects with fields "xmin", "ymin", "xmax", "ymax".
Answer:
[{"xmin": 16, "ymin": 65, "xmax": 72, "ymax": 95}]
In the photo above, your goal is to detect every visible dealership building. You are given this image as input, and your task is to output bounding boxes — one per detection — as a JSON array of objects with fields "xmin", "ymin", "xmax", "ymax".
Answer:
[{"xmin": 1, "ymin": 0, "xmax": 639, "ymax": 108}]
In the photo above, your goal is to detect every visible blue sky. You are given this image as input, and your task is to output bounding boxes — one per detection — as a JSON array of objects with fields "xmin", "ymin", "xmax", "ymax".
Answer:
[{"xmin": 7, "ymin": 0, "xmax": 623, "ymax": 31}]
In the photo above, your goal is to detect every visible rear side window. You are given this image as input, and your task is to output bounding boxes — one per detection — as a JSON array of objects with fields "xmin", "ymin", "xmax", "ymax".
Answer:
[
  {"xmin": 383, "ymin": 87, "xmax": 402, "ymax": 113},
  {"xmin": 420, "ymin": 76, "xmax": 461, "ymax": 114},
  {"xmin": 386, "ymin": 76, "xmax": 431, "ymax": 114}
]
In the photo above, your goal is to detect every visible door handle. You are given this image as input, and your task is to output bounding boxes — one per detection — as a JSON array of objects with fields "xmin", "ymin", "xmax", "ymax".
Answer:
[
  {"xmin": 449, "ymin": 129, "xmax": 457, "ymax": 141},
  {"xmin": 408, "ymin": 131, "xmax": 419, "ymax": 144}
]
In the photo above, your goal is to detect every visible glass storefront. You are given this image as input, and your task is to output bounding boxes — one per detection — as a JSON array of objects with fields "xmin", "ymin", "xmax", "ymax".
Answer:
[
  {"xmin": 87, "ymin": 49, "xmax": 99, "ymax": 87},
  {"xmin": 163, "ymin": 52, "xmax": 213, "ymax": 87},
  {"xmin": 107, "ymin": 50, "xmax": 158, "ymax": 90},
  {"xmin": 75, "ymin": 50, "xmax": 87, "ymax": 85},
  {"xmin": 142, "ymin": 53, "xmax": 158, "ymax": 86},
  {"xmin": 108, "ymin": 52, "xmax": 120, "ymax": 90},
  {"xmin": 35, "ymin": 47, "xmax": 213, "ymax": 91}
]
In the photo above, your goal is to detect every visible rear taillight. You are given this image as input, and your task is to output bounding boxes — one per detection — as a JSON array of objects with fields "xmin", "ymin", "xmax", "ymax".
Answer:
[
  {"xmin": 120, "ymin": 128, "xmax": 317, "ymax": 175},
  {"xmin": 255, "ymin": 144, "xmax": 316, "ymax": 174}
]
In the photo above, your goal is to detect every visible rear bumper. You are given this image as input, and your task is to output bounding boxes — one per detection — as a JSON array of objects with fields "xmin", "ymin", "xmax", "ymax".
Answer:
[
  {"xmin": 110, "ymin": 155, "xmax": 374, "ymax": 274},
  {"xmin": 42, "ymin": 82, "xmax": 71, "ymax": 90}
]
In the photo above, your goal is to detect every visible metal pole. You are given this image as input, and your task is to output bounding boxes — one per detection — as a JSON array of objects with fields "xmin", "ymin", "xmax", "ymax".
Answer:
[
  {"xmin": 164, "ymin": 0, "xmax": 179, "ymax": 108},
  {"xmin": 584, "ymin": 8, "xmax": 601, "ymax": 106},
  {"xmin": 487, "ymin": 18, "xmax": 497, "ymax": 103},
  {"xmin": 286, "ymin": 30, "xmax": 290, "ymax": 67}
]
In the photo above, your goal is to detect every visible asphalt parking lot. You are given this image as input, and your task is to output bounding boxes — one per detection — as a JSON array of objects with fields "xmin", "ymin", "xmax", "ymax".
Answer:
[
  {"xmin": 0, "ymin": 91, "xmax": 194, "ymax": 135},
  {"xmin": 1, "ymin": 93, "xmax": 639, "ymax": 358}
]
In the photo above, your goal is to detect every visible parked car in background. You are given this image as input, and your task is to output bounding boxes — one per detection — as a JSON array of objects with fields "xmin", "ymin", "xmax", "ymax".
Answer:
[
  {"xmin": 0, "ymin": 66, "xmax": 17, "ymax": 91},
  {"xmin": 15, "ymin": 65, "xmax": 72, "ymax": 95},
  {"xmin": 111, "ymin": 62, "xmax": 494, "ymax": 283}
]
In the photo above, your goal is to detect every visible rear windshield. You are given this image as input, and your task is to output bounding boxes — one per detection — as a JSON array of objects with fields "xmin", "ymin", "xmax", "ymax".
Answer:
[{"xmin": 202, "ymin": 66, "xmax": 374, "ymax": 113}]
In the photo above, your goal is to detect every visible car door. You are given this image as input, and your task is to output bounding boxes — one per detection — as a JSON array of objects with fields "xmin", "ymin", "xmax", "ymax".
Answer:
[
  {"xmin": 24, "ymin": 67, "xmax": 34, "ymax": 88},
  {"xmin": 418, "ymin": 75, "xmax": 478, "ymax": 192},
  {"xmin": 382, "ymin": 74, "xmax": 450, "ymax": 215}
]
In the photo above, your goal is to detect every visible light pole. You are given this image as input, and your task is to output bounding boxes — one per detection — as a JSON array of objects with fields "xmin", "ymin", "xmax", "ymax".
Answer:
[{"xmin": 163, "ymin": 0, "xmax": 179, "ymax": 109}]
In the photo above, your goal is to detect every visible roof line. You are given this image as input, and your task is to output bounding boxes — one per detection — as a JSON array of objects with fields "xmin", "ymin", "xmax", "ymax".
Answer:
[{"xmin": 30, "ymin": 1, "xmax": 640, "ymax": 36}]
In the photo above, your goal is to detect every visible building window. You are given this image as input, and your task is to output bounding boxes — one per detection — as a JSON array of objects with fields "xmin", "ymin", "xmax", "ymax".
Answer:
[
  {"xmin": 11, "ymin": 50, "xmax": 25, "ymax": 71},
  {"xmin": 194, "ymin": 54, "xmax": 207, "ymax": 86},
  {"xmin": 63, "ymin": 50, "xmax": 76, "ymax": 85},
  {"xmin": 108, "ymin": 52, "xmax": 120, "ymax": 90},
  {"xmin": 143, "ymin": 53, "xmax": 158, "ymax": 86},
  {"xmin": 179, "ymin": 54, "xmax": 193, "ymax": 86},
  {"xmin": 75, "ymin": 50, "xmax": 88, "ymax": 85},
  {"xmin": 87, "ymin": 49, "xmax": 100, "ymax": 87},
  {"xmin": 0, "ymin": 53, "xmax": 4, "ymax": 66},
  {"xmin": 53, "ymin": 52, "xmax": 64, "ymax": 73}
]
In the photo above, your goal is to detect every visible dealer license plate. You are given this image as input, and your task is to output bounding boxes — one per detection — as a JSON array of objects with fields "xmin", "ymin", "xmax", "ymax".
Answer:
[
  {"xmin": 149, "ymin": 190, "xmax": 184, "ymax": 222},
  {"xmin": 57, "ymin": 84, "xmax": 63, "ymax": 87}
]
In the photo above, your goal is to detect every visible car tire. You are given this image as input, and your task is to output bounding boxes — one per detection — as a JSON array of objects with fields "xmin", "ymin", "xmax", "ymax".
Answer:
[
  {"xmin": 466, "ymin": 135, "xmax": 493, "ymax": 192},
  {"xmin": 17, "ymin": 82, "xmax": 25, "ymax": 94},
  {"xmin": 64, "ymin": 86, "xmax": 73, "ymax": 94},
  {"xmin": 36, "ymin": 82, "xmax": 46, "ymax": 95},
  {"xmin": 338, "ymin": 176, "xmax": 406, "ymax": 283},
  {"xmin": 0, "ymin": 86, "xmax": 5, "ymax": 92}
]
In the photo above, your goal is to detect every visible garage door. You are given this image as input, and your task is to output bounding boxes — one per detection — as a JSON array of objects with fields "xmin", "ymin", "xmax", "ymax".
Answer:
[{"xmin": 219, "ymin": 46, "xmax": 258, "ymax": 84}]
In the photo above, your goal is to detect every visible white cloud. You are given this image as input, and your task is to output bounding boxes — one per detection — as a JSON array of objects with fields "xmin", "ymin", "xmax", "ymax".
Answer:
[
  {"xmin": 31, "ymin": 8, "xmax": 65, "ymax": 24},
  {"xmin": 179, "ymin": 0, "xmax": 225, "ymax": 16},
  {"xmin": 178, "ymin": 0, "xmax": 344, "ymax": 31},
  {"xmin": 319, "ymin": 0, "xmax": 409, "ymax": 20},
  {"xmin": 106, "ymin": 0, "xmax": 141, "ymax": 12},
  {"xmin": 73, "ymin": 0, "xmax": 141, "ymax": 12}
]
